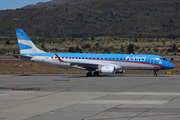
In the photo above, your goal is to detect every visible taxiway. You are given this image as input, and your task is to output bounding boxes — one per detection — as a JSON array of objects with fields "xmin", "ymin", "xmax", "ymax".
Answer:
[{"xmin": 0, "ymin": 74, "xmax": 180, "ymax": 120}]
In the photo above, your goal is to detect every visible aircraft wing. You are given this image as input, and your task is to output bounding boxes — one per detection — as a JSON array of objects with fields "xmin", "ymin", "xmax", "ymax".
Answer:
[
  {"xmin": 70, "ymin": 63, "xmax": 98, "ymax": 71},
  {"xmin": 55, "ymin": 53, "xmax": 98, "ymax": 71}
]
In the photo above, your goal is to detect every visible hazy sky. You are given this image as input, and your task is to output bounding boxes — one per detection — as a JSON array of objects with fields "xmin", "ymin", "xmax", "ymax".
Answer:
[{"xmin": 0, "ymin": 0, "xmax": 51, "ymax": 10}]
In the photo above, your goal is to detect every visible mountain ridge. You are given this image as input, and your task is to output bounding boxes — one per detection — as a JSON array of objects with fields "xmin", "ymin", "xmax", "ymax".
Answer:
[
  {"xmin": 0, "ymin": 0, "xmax": 180, "ymax": 38},
  {"xmin": 21, "ymin": 0, "xmax": 98, "ymax": 9}
]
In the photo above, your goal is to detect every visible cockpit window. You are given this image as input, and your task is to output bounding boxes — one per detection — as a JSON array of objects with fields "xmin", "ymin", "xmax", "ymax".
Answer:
[{"xmin": 159, "ymin": 58, "xmax": 167, "ymax": 61}]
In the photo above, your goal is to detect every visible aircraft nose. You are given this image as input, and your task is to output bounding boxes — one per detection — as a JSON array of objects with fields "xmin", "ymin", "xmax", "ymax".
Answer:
[{"xmin": 168, "ymin": 62, "xmax": 175, "ymax": 69}]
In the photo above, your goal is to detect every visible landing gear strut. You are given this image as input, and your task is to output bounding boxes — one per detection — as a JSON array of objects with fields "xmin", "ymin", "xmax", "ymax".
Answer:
[{"xmin": 154, "ymin": 70, "xmax": 159, "ymax": 76}]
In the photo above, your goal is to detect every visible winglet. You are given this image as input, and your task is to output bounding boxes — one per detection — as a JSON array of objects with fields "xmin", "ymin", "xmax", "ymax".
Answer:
[{"xmin": 55, "ymin": 53, "xmax": 64, "ymax": 62}]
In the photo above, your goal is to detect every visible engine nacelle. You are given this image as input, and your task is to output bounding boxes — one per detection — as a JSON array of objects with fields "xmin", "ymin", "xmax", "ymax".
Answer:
[
  {"xmin": 99, "ymin": 66, "xmax": 116, "ymax": 74},
  {"xmin": 115, "ymin": 70, "xmax": 125, "ymax": 74}
]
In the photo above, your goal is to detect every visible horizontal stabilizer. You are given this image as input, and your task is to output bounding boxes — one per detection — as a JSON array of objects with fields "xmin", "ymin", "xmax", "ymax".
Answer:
[{"xmin": 8, "ymin": 53, "xmax": 32, "ymax": 61}]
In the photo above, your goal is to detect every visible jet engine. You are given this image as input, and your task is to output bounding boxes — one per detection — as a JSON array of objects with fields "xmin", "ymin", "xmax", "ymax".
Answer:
[{"xmin": 99, "ymin": 66, "xmax": 116, "ymax": 74}]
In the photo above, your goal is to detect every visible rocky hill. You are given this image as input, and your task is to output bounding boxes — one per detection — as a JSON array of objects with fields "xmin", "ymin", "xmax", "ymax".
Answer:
[
  {"xmin": 0, "ymin": 0, "xmax": 180, "ymax": 38},
  {"xmin": 21, "ymin": 0, "xmax": 98, "ymax": 9}
]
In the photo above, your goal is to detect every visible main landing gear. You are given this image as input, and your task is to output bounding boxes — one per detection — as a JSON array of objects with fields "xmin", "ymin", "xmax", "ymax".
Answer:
[
  {"xmin": 86, "ymin": 71, "xmax": 99, "ymax": 76},
  {"xmin": 87, "ymin": 72, "xmax": 92, "ymax": 76},
  {"xmin": 93, "ymin": 71, "xmax": 99, "ymax": 76},
  {"xmin": 154, "ymin": 70, "xmax": 159, "ymax": 77}
]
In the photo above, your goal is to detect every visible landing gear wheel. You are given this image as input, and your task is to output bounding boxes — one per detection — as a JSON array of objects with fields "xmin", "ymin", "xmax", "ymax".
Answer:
[
  {"xmin": 87, "ymin": 72, "xmax": 92, "ymax": 77},
  {"xmin": 154, "ymin": 70, "xmax": 158, "ymax": 77},
  {"xmin": 154, "ymin": 73, "xmax": 157, "ymax": 76},
  {"xmin": 93, "ymin": 71, "xmax": 99, "ymax": 76}
]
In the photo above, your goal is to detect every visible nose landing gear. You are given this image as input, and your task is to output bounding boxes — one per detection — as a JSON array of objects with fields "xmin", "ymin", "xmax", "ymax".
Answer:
[{"xmin": 154, "ymin": 70, "xmax": 159, "ymax": 76}]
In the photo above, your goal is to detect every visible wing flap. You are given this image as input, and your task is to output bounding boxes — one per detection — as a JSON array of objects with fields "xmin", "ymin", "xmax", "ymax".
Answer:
[{"xmin": 70, "ymin": 63, "xmax": 98, "ymax": 70}]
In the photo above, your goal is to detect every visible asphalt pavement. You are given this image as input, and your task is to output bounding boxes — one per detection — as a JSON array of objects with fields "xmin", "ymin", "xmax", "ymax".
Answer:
[{"xmin": 1, "ymin": 74, "xmax": 180, "ymax": 120}]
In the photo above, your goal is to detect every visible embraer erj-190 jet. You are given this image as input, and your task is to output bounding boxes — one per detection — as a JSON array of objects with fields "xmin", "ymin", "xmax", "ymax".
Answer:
[{"xmin": 12, "ymin": 29, "xmax": 175, "ymax": 76}]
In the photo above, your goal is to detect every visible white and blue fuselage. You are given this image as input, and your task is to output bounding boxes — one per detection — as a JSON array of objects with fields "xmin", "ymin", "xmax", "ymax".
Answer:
[{"xmin": 13, "ymin": 29, "xmax": 175, "ymax": 76}]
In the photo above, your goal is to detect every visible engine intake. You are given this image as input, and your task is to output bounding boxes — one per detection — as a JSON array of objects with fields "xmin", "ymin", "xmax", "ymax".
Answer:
[{"xmin": 99, "ymin": 66, "xmax": 116, "ymax": 74}]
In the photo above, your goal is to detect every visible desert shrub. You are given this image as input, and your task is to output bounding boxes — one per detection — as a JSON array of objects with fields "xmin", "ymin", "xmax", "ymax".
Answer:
[
  {"xmin": 6, "ymin": 40, "xmax": 11, "ymax": 45},
  {"xmin": 127, "ymin": 44, "xmax": 134, "ymax": 54},
  {"xmin": 103, "ymin": 48, "xmax": 110, "ymax": 53},
  {"xmin": 82, "ymin": 43, "xmax": 91, "ymax": 49},
  {"xmin": 167, "ymin": 49, "xmax": 175, "ymax": 52},
  {"xmin": 68, "ymin": 47, "xmax": 75, "ymax": 52}
]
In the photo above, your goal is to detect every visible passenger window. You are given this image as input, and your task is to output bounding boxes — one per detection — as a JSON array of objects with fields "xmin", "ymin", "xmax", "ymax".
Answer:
[
  {"xmin": 124, "ymin": 58, "xmax": 126, "ymax": 60},
  {"xmin": 97, "ymin": 58, "xmax": 99, "ymax": 59},
  {"xmin": 109, "ymin": 58, "xmax": 111, "ymax": 60},
  {"xmin": 120, "ymin": 58, "xmax": 122, "ymax": 60}
]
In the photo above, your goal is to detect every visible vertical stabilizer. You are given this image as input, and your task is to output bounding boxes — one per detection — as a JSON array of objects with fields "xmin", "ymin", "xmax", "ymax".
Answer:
[{"xmin": 15, "ymin": 29, "xmax": 46, "ymax": 54}]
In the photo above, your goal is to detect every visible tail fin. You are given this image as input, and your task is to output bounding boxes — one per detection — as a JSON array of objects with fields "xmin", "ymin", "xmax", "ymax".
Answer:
[{"xmin": 15, "ymin": 29, "xmax": 46, "ymax": 54}]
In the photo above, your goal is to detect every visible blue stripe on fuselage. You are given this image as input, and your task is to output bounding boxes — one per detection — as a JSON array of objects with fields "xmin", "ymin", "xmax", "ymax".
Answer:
[{"xmin": 21, "ymin": 53, "xmax": 161, "ymax": 59}]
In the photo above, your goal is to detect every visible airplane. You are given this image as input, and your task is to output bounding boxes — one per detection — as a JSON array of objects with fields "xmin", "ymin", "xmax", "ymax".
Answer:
[{"xmin": 12, "ymin": 29, "xmax": 175, "ymax": 76}]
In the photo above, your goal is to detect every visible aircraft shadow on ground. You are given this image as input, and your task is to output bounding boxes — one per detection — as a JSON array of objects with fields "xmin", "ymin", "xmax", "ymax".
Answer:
[
  {"xmin": 65, "ymin": 74, "xmax": 174, "ymax": 78},
  {"xmin": 15, "ymin": 74, "xmax": 174, "ymax": 78}
]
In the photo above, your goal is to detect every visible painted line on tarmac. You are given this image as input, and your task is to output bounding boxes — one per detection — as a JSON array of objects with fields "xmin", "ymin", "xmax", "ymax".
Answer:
[
  {"xmin": 82, "ymin": 100, "xmax": 167, "ymax": 105},
  {"xmin": 0, "ymin": 91, "xmax": 34, "ymax": 100},
  {"xmin": 52, "ymin": 78, "xmax": 85, "ymax": 83},
  {"xmin": 92, "ymin": 113, "xmax": 180, "ymax": 120},
  {"xmin": 0, "ymin": 94, "xmax": 11, "ymax": 96},
  {"xmin": 11, "ymin": 88, "xmax": 41, "ymax": 91},
  {"xmin": 25, "ymin": 90, "xmax": 70, "ymax": 101},
  {"xmin": 112, "ymin": 92, "xmax": 180, "ymax": 96}
]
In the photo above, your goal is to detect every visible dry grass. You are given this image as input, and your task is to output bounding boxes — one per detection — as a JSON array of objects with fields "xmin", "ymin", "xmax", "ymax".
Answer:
[
  {"xmin": 0, "ymin": 60, "xmax": 87, "ymax": 75},
  {"xmin": 1, "ymin": 38, "xmax": 180, "ymax": 55},
  {"xmin": 0, "ymin": 60, "xmax": 179, "ymax": 75}
]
